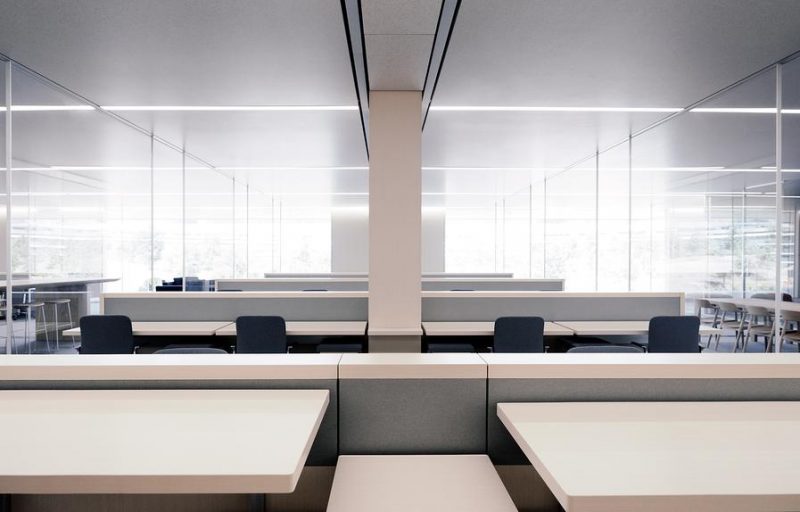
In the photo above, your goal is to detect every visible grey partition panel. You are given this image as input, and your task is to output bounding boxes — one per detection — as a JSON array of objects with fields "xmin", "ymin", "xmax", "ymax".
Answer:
[
  {"xmin": 2, "ymin": 379, "xmax": 338, "ymax": 466},
  {"xmin": 104, "ymin": 296, "xmax": 367, "ymax": 321},
  {"xmin": 422, "ymin": 280, "xmax": 564, "ymax": 291},
  {"xmin": 488, "ymin": 378, "xmax": 800, "ymax": 465},
  {"xmin": 339, "ymin": 379, "xmax": 486, "ymax": 455},
  {"xmin": 422, "ymin": 296, "xmax": 681, "ymax": 321},
  {"xmin": 216, "ymin": 280, "xmax": 368, "ymax": 291}
]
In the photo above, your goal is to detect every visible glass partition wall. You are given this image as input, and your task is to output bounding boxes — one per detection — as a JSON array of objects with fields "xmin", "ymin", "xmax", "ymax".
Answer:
[
  {"xmin": 431, "ymin": 59, "xmax": 798, "ymax": 350},
  {"xmin": 1, "ymin": 60, "xmax": 356, "ymax": 354}
]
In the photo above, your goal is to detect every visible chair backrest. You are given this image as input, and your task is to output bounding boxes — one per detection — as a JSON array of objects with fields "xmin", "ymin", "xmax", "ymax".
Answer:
[
  {"xmin": 153, "ymin": 347, "xmax": 228, "ymax": 354},
  {"xmin": 694, "ymin": 298, "xmax": 713, "ymax": 314},
  {"xmin": 567, "ymin": 345, "xmax": 644, "ymax": 353},
  {"xmin": 716, "ymin": 301, "xmax": 740, "ymax": 312},
  {"xmin": 745, "ymin": 305, "xmax": 771, "ymax": 317},
  {"xmin": 648, "ymin": 316, "xmax": 700, "ymax": 353},
  {"xmin": 79, "ymin": 315, "xmax": 135, "ymax": 354},
  {"xmin": 780, "ymin": 309, "xmax": 800, "ymax": 323},
  {"xmin": 235, "ymin": 316, "xmax": 287, "ymax": 353},
  {"xmin": 494, "ymin": 316, "xmax": 545, "ymax": 353}
]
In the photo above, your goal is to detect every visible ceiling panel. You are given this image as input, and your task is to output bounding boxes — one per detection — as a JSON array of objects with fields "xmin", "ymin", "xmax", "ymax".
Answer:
[
  {"xmin": 366, "ymin": 35, "xmax": 435, "ymax": 90},
  {"xmin": 0, "ymin": 0, "xmax": 357, "ymax": 105}
]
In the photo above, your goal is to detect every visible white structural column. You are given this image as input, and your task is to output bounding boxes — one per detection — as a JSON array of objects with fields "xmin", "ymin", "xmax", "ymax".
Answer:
[{"xmin": 368, "ymin": 91, "xmax": 423, "ymax": 352}]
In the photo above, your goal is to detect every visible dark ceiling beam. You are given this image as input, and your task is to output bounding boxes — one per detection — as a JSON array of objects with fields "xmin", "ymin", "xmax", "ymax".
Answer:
[
  {"xmin": 340, "ymin": 0, "xmax": 370, "ymax": 155},
  {"xmin": 421, "ymin": 0, "xmax": 461, "ymax": 129}
]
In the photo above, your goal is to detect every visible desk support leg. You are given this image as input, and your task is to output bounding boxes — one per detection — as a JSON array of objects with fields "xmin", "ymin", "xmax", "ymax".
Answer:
[
  {"xmin": 248, "ymin": 494, "xmax": 265, "ymax": 512},
  {"xmin": 0, "ymin": 494, "xmax": 10, "ymax": 512}
]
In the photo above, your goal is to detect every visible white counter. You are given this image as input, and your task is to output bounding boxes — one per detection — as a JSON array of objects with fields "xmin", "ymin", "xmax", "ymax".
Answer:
[
  {"xmin": 339, "ymin": 353, "xmax": 486, "ymax": 379},
  {"xmin": 480, "ymin": 353, "xmax": 800, "ymax": 379},
  {"xmin": 0, "ymin": 353, "xmax": 342, "ymax": 380}
]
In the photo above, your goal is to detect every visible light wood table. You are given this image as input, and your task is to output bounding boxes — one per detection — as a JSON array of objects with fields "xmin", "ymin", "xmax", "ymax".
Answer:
[
  {"xmin": 554, "ymin": 320, "xmax": 721, "ymax": 337},
  {"xmin": 326, "ymin": 455, "xmax": 516, "ymax": 512},
  {"xmin": 214, "ymin": 321, "xmax": 367, "ymax": 337},
  {"xmin": 63, "ymin": 321, "xmax": 233, "ymax": 337},
  {"xmin": 498, "ymin": 401, "xmax": 800, "ymax": 511},
  {"xmin": 0, "ymin": 389, "xmax": 329, "ymax": 493},
  {"xmin": 422, "ymin": 321, "xmax": 574, "ymax": 337}
]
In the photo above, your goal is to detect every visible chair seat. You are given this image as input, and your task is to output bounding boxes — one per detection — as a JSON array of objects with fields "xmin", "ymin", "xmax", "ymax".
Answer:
[
  {"xmin": 44, "ymin": 299, "xmax": 71, "ymax": 304},
  {"xmin": 16, "ymin": 302, "xmax": 45, "ymax": 308}
]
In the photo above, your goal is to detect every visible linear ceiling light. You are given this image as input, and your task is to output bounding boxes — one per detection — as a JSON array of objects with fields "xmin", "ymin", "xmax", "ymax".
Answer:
[
  {"xmin": 690, "ymin": 108, "xmax": 800, "ymax": 114},
  {"xmin": 100, "ymin": 105, "xmax": 359, "ymax": 112},
  {"xmin": 428, "ymin": 106, "xmax": 683, "ymax": 113},
  {"xmin": 0, "ymin": 105, "xmax": 95, "ymax": 111}
]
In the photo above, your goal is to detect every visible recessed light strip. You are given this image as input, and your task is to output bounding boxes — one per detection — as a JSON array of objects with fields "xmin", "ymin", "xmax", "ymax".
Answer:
[
  {"xmin": 429, "ymin": 106, "xmax": 683, "ymax": 113},
  {"xmin": 101, "ymin": 105, "xmax": 359, "ymax": 112}
]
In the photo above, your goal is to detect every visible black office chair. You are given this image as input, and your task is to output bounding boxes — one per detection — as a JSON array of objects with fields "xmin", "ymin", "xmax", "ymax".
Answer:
[
  {"xmin": 426, "ymin": 342, "xmax": 475, "ymax": 353},
  {"xmin": 567, "ymin": 345, "xmax": 644, "ymax": 353},
  {"xmin": 235, "ymin": 316, "xmax": 287, "ymax": 353},
  {"xmin": 647, "ymin": 316, "xmax": 701, "ymax": 353},
  {"xmin": 79, "ymin": 315, "xmax": 135, "ymax": 354},
  {"xmin": 494, "ymin": 316, "xmax": 545, "ymax": 353},
  {"xmin": 153, "ymin": 347, "xmax": 228, "ymax": 354},
  {"xmin": 317, "ymin": 343, "xmax": 364, "ymax": 353}
]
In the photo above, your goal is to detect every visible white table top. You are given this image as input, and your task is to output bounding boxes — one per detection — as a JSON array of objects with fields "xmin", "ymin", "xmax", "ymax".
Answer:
[
  {"xmin": 215, "ymin": 321, "xmax": 367, "ymax": 336},
  {"xmin": 715, "ymin": 297, "xmax": 800, "ymax": 313},
  {"xmin": 339, "ymin": 353, "xmax": 487, "ymax": 379},
  {"xmin": 0, "ymin": 389, "xmax": 329, "ymax": 493},
  {"xmin": 554, "ymin": 320, "xmax": 721, "ymax": 336},
  {"xmin": 326, "ymin": 455, "xmax": 516, "ymax": 512},
  {"xmin": 0, "ymin": 354, "xmax": 342, "ymax": 381},
  {"xmin": 63, "ymin": 321, "xmax": 233, "ymax": 337},
  {"xmin": 498, "ymin": 401, "xmax": 800, "ymax": 511},
  {"xmin": 481, "ymin": 353, "xmax": 800, "ymax": 379},
  {"xmin": 422, "ymin": 321, "xmax": 574, "ymax": 336}
]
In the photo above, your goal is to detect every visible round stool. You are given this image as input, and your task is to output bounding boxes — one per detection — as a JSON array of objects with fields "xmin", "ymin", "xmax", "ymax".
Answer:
[
  {"xmin": 45, "ymin": 298, "xmax": 74, "ymax": 351},
  {"xmin": 15, "ymin": 301, "xmax": 49, "ymax": 354}
]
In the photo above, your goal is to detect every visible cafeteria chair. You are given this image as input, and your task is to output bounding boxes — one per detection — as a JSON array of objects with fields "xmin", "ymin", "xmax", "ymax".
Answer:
[
  {"xmin": 79, "ymin": 315, "xmax": 135, "ymax": 354},
  {"xmin": 647, "ymin": 316, "xmax": 700, "ymax": 353},
  {"xmin": 694, "ymin": 298, "xmax": 721, "ymax": 348},
  {"xmin": 12, "ymin": 288, "xmax": 50, "ymax": 354},
  {"xmin": 154, "ymin": 347, "xmax": 228, "ymax": 354},
  {"xmin": 741, "ymin": 305, "xmax": 774, "ymax": 352},
  {"xmin": 235, "ymin": 316, "xmax": 287, "ymax": 353},
  {"xmin": 713, "ymin": 301, "xmax": 745, "ymax": 351},
  {"xmin": 567, "ymin": 345, "xmax": 644, "ymax": 353},
  {"xmin": 777, "ymin": 309, "xmax": 800, "ymax": 351},
  {"xmin": 45, "ymin": 297, "xmax": 75, "ymax": 351},
  {"xmin": 493, "ymin": 316, "xmax": 545, "ymax": 353}
]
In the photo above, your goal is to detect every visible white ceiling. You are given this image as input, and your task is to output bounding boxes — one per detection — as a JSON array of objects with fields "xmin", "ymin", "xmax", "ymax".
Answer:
[
  {"xmin": 362, "ymin": 0, "xmax": 442, "ymax": 90},
  {"xmin": 424, "ymin": 0, "xmax": 800, "ymax": 198},
  {"xmin": 0, "ymin": 0, "xmax": 368, "ymax": 193},
  {"xmin": 2, "ymin": 0, "xmax": 800, "ymax": 202}
]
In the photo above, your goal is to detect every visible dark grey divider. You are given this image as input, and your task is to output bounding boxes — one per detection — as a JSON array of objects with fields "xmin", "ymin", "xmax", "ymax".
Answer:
[
  {"xmin": 488, "ymin": 378, "xmax": 800, "ymax": 464},
  {"xmin": 216, "ymin": 279, "xmax": 564, "ymax": 292},
  {"xmin": 0, "ymin": 378, "xmax": 339, "ymax": 466},
  {"xmin": 103, "ymin": 293, "xmax": 368, "ymax": 321},
  {"xmin": 422, "ymin": 293, "xmax": 682, "ymax": 321},
  {"xmin": 338, "ymin": 378, "xmax": 486, "ymax": 454},
  {"xmin": 216, "ymin": 280, "xmax": 369, "ymax": 291}
]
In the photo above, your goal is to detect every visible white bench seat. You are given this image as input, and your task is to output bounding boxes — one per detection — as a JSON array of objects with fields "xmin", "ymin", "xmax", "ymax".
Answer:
[{"xmin": 326, "ymin": 454, "xmax": 516, "ymax": 512}]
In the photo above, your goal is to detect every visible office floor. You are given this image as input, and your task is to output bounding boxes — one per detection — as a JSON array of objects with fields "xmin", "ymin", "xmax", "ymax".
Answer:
[{"xmin": 0, "ymin": 317, "xmax": 79, "ymax": 354}]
